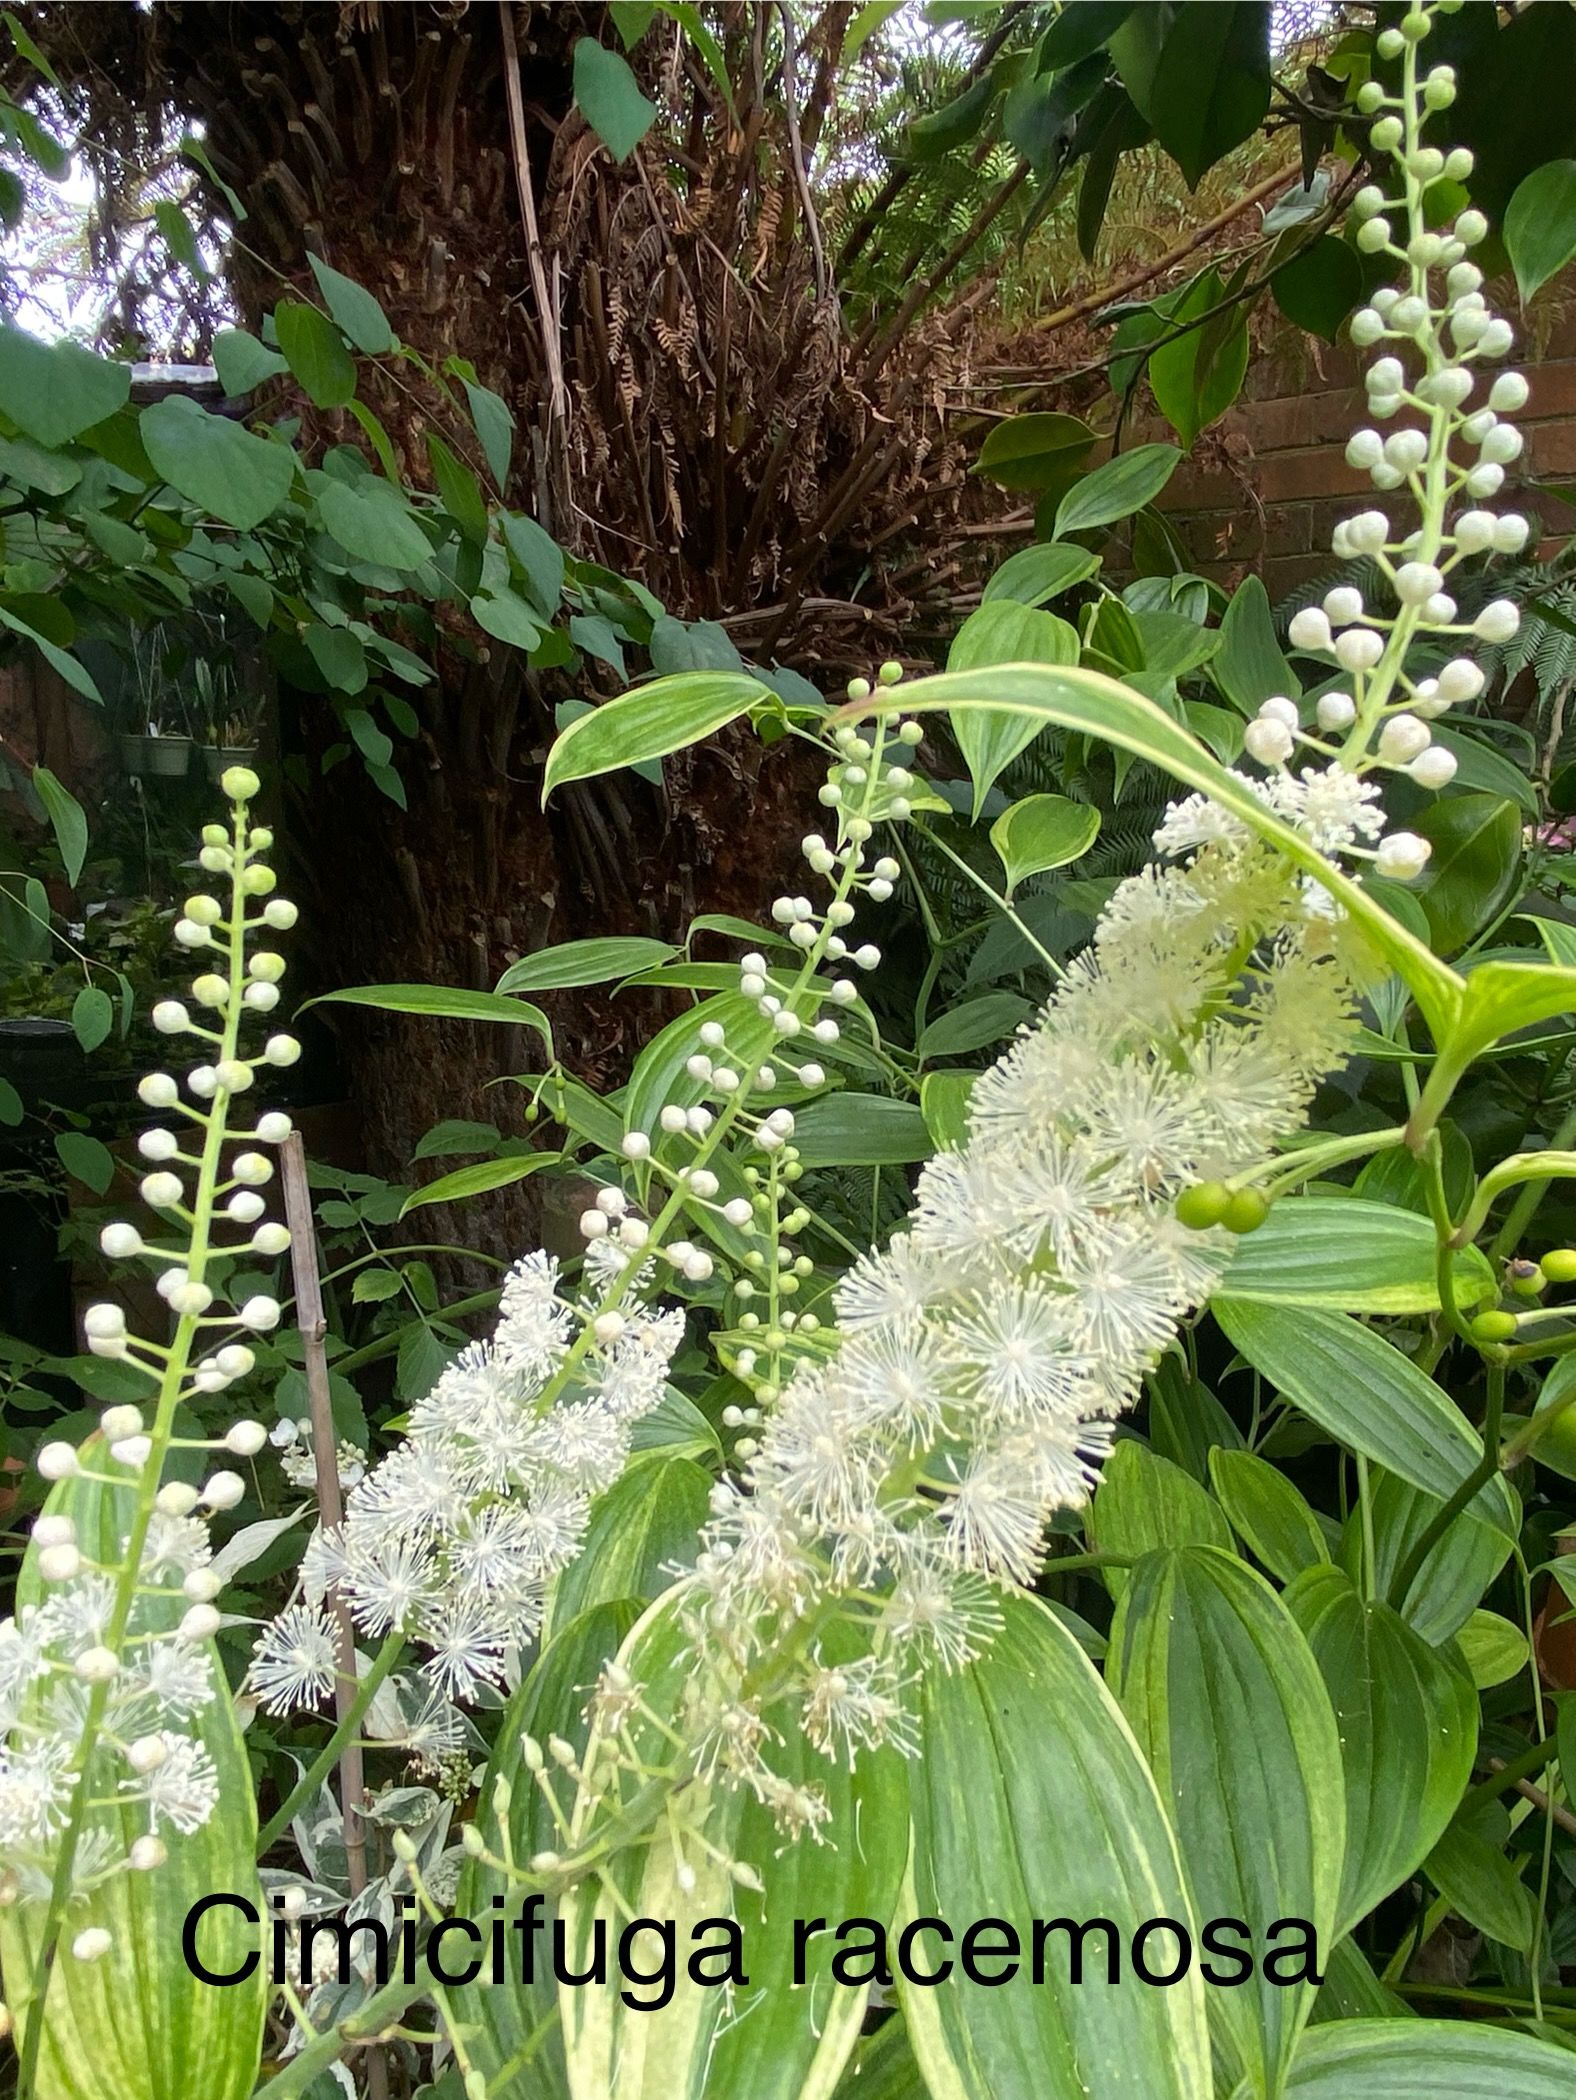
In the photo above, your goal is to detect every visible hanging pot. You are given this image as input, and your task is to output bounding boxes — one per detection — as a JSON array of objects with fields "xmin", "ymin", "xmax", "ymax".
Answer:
[
  {"xmin": 202, "ymin": 743, "xmax": 257, "ymax": 783},
  {"xmin": 144, "ymin": 734, "xmax": 194, "ymax": 779}
]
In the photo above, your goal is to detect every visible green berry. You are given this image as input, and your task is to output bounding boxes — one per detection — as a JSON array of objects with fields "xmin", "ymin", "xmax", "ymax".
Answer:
[
  {"xmin": 1470, "ymin": 1310, "xmax": 1517, "ymax": 1345},
  {"xmin": 1506, "ymin": 1259, "xmax": 1545, "ymax": 1298},
  {"xmin": 1175, "ymin": 1181, "xmax": 1232, "ymax": 1231},
  {"xmin": 1221, "ymin": 1189, "xmax": 1270, "ymax": 1235},
  {"xmin": 1541, "ymin": 1249, "xmax": 1576, "ymax": 1285}
]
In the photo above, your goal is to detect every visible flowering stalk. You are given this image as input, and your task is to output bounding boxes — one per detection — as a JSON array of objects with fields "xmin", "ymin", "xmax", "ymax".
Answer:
[{"xmin": 1, "ymin": 767, "xmax": 298, "ymax": 2084}]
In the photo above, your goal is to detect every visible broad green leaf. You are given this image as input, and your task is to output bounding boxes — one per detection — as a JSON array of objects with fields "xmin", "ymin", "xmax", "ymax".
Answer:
[
  {"xmin": 0, "ymin": 606, "xmax": 102, "ymax": 702},
  {"xmin": 903, "ymin": 1592, "xmax": 1212, "ymax": 2100},
  {"xmin": 411, "ymin": 1118, "xmax": 501, "ymax": 1160},
  {"xmin": 1148, "ymin": 270, "xmax": 1249, "ymax": 448},
  {"xmin": 1440, "ymin": 953, "xmax": 1576, "ymax": 1077},
  {"xmin": 1054, "ymin": 443, "xmax": 1181, "ymax": 538},
  {"xmin": 1285, "ymin": 2017, "xmax": 1575, "ymax": 2095},
  {"xmin": 315, "ymin": 473, "xmax": 434, "ymax": 569},
  {"xmin": 849, "ymin": 662, "xmax": 1464, "ymax": 1043},
  {"xmin": 1110, "ymin": 1548, "xmax": 1342, "ymax": 2096},
  {"xmin": 791, "ymin": 1092, "xmax": 934, "ymax": 1166},
  {"xmin": 307, "ymin": 254, "xmax": 394, "ymax": 354},
  {"xmin": 1218, "ymin": 1196, "xmax": 1494, "ymax": 1314},
  {"xmin": 1146, "ymin": 2, "xmax": 1270, "ymax": 185},
  {"xmin": 1214, "ymin": 1301, "xmax": 1517, "ymax": 1537},
  {"xmin": 1504, "ymin": 158, "xmax": 1576, "ymax": 303},
  {"xmin": 470, "ymin": 588, "xmax": 541, "ymax": 649},
  {"xmin": 1286, "ymin": 1564, "xmax": 1477, "ymax": 1936},
  {"xmin": 32, "ymin": 764, "xmax": 87, "ymax": 883},
  {"xmin": 1410, "ymin": 791, "xmax": 1522, "ymax": 955},
  {"xmin": 1425, "ymin": 1819, "xmax": 1534, "ymax": 1951},
  {"xmin": 0, "ymin": 326, "xmax": 129, "ymax": 447},
  {"xmin": 561, "ymin": 1593, "xmax": 909, "ymax": 2100},
  {"xmin": 307, "ymin": 626, "xmax": 368, "ymax": 696},
  {"xmin": 1357, "ymin": 1470, "xmax": 1515, "ymax": 1645},
  {"xmin": 350, "ymin": 1266, "xmax": 401, "ymax": 1302},
  {"xmin": 426, "ymin": 429, "xmax": 488, "ymax": 542},
  {"xmin": 211, "ymin": 327, "xmax": 288, "ymax": 395},
  {"xmin": 0, "ymin": 1451, "xmax": 266, "ymax": 2100},
  {"xmin": 545, "ymin": 1456, "xmax": 710, "ymax": 1640},
  {"xmin": 0, "ymin": 1075, "xmax": 21, "ymax": 1124},
  {"xmin": 975, "ymin": 413, "xmax": 1096, "ymax": 492},
  {"xmin": 946, "ymin": 602, "xmax": 1081, "ymax": 814},
  {"xmin": 54, "ymin": 1130, "xmax": 114, "ymax": 1193},
  {"xmin": 1087, "ymin": 1437, "xmax": 1232, "ymax": 1597},
  {"xmin": 1212, "ymin": 575, "xmax": 1295, "ymax": 715},
  {"xmin": 543, "ymin": 672, "xmax": 770, "ymax": 799},
  {"xmin": 573, "ymin": 36, "xmax": 657, "ymax": 161},
  {"xmin": 399, "ymin": 1150, "xmax": 556, "ymax": 1215},
  {"xmin": 303, "ymin": 981, "xmax": 551, "ymax": 1042},
  {"xmin": 274, "ymin": 299, "xmax": 357, "ymax": 408},
  {"xmin": 990, "ymin": 793, "xmax": 1100, "ymax": 893},
  {"xmin": 981, "ymin": 541, "xmax": 1101, "ymax": 608},
  {"xmin": 141, "ymin": 395, "xmax": 295, "ymax": 530},
  {"xmin": 917, "ymin": 992, "xmax": 1034, "ymax": 1060},
  {"xmin": 629, "ymin": 1385, "xmax": 722, "ymax": 1463},
  {"xmin": 920, "ymin": 1068, "xmax": 976, "ymax": 1150},
  {"xmin": 454, "ymin": 1601, "xmax": 643, "ymax": 2100},
  {"xmin": 503, "ymin": 511, "xmax": 566, "ymax": 614},
  {"xmin": 462, "ymin": 378, "xmax": 514, "ymax": 491},
  {"xmin": 1273, "ymin": 236, "xmax": 1363, "ymax": 342},
  {"xmin": 1455, "ymin": 1608, "xmax": 1528, "ymax": 1688},
  {"xmin": 496, "ymin": 936, "xmax": 678, "ymax": 994},
  {"xmin": 1209, "ymin": 1446, "xmax": 1329, "ymax": 1583},
  {"xmin": 70, "ymin": 984, "xmax": 113, "ymax": 1055},
  {"xmin": 625, "ymin": 995, "xmax": 774, "ymax": 1144}
]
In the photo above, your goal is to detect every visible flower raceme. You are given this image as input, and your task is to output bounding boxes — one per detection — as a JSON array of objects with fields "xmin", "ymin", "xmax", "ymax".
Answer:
[{"xmin": 1, "ymin": 770, "xmax": 297, "ymax": 1971}]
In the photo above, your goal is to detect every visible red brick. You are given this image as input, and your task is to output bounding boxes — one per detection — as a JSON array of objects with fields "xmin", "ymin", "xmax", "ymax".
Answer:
[
  {"xmin": 1255, "ymin": 446, "xmax": 1371, "ymax": 503},
  {"xmin": 1530, "ymin": 421, "xmax": 1576, "ymax": 474},
  {"xmin": 1524, "ymin": 360, "xmax": 1576, "ymax": 420}
]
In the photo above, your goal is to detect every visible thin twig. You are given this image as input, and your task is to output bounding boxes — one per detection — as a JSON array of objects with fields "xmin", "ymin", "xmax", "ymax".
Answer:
[
  {"xmin": 499, "ymin": 0, "xmax": 568, "ymax": 526},
  {"xmin": 777, "ymin": 1, "xmax": 826, "ymax": 302}
]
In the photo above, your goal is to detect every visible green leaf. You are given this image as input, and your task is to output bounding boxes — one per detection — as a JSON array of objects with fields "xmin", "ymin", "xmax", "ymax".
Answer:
[
  {"xmin": 1455, "ymin": 1608, "xmax": 1527, "ymax": 1689},
  {"xmin": 976, "ymin": 413, "xmax": 1096, "ymax": 492},
  {"xmin": 303, "ymin": 982, "xmax": 551, "ymax": 1042},
  {"xmin": 1273, "ymin": 235, "xmax": 1363, "ymax": 343},
  {"xmin": 1504, "ymin": 158, "xmax": 1576, "ymax": 303},
  {"xmin": 1285, "ymin": 2019, "xmax": 1576, "ymax": 2095},
  {"xmin": 1213, "ymin": 1301, "xmax": 1517, "ymax": 1535},
  {"xmin": 1212, "ymin": 575, "xmax": 1296, "ymax": 716},
  {"xmin": 791, "ymin": 1093, "xmax": 934, "ymax": 1167},
  {"xmin": 545, "ymin": 1456, "xmax": 711, "ymax": 1638},
  {"xmin": 1360, "ymin": 1470, "xmax": 1514, "ymax": 1645},
  {"xmin": 0, "ymin": 327, "xmax": 130, "ymax": 447},
  {"xmin": 315, "ymin": 473, "xmax": 434, "ymax": 569},
  {"xmin": 542, "ymin": 672, "xmax": 771, "ymax": 800},
  {"xmin": 990, "ymin": 793, "xmax": 1100, "ymax": 894},
  {"xmin": 54, "ymin": 1130, "xmax": 114, "ymax": 1193},
  {"xmin": 426, "ymin": 429, "xmax": 488, "ymax": 542},
  {"xmin": 0, "ymin": 607, "xmax": 101, "ymax": 702},
  {"xmin": 469, "ymin": 588, "xmax": 541, "ymax": 650},
  {"xmin": 32, "ymin": 764, "xmax": 87, "ymax": 884},
  {"xmin": 920, "ymin": 1068, "xmax": 975, "ymax": 1151},
  {"xmin": 0, "ymin": 1076, "xmax": 22, "ymax": 1125},
  {"xmin": 70, "ymin": 984, "xmax": 113, "ymax": 1055},
  {"xmin": 306, "ymin": 626, "xmax": 368, "ymax": 696},
  {"xmin": 502, "ymin": 511, "xmax": 565, "ymax": 615},
  {"xmin": 400, "ymin": 1151, "xmax": 556, "ymax": 1215},
  {"xmin": 630, "ymin": 1385, "xmax": 722, "ymax": 1463},
  {"xmin": 350, "ymin": 1266, "xmax": 402, "ymax": 1303},
  {"xmin": 1410, "ymin": 792, "xmax": 1522, "ymax": 955},
  {"xmin": 212, "ymin": 328, "xmax": 288, "ymax": 395},
  {"xmin": 496, "ymin": 936, "xmax": 680, "ymax": 994},
  {"xmin": 307, "ymin": 254, "xmax": 394, "ymax": 354},
  {"xmin": 858, "ymin": 662, "xmax": 1465, "ymax": 1043},
  {"xmin": 1148, "ymin": 271, "xmax": 1249, "ymax": 447},
  {"xmin": 573, "ymin": 37, "xmax": 657, "ymax": 161},
  {"xmin": 1054, "ymin": 443, "xmax": 1182, "ymax": 537},
  {"xmin": 462, "ymin": 379, "xmax": 513, "ymax": 491},
  {"xmin": 1425, "ymin": 1820, "xmax": 1534, "ymax": 1951},
  {"xmin": 1218, "ymin": 1197, "xmax": 1494, "ymax": 1314},
  {"xmin": 0, "ymin": 1458, "xmax": 266, "ymax": 2100},
  {"xmin": 411, "ymin": 1118, "xmax": 501, "ymax": 1160},
  {"xmin": 917, "ymin": 991, "xmax": 1034, "ymax": 1060},
  {"xmin": 1087, "ymin": 1438, "xmax": 1233, "ymax": 1598},
  {"xmin": 1287, "ymin": 1564, "xmax": 1478, "ymax": 1936},
  {"xmin": 152, "ymin": 197, "xmax": 203, "ymax": 274},
  {"xmin": 273, "ymin": 299, "xmax": 357, "ymax": 409},
  {"xmin": 1146, "ymin": 3, "xmax": 1270, "ymax": 186},
  {"xmin": 981, "ymin": 540, "xmax": 1102, "ymax": 608},
  {"xmin": 946, "ymin": 602, "xmax": 1081, "ymax": 815},
  {"xmin": 1111, "ymin": 1548, "xmax": 1342, "ymax": 2094},
  {"xmin": 1209, "ymin": 1447, "xmax": 1329, "ymax": 1584},
  {"xmin": 141, "ymin": 395, "xmax": 295, "ymax": 531},
  {"xmin": 903, "ymin": 1591, "xmax": 1211, "ymax": 2100}
]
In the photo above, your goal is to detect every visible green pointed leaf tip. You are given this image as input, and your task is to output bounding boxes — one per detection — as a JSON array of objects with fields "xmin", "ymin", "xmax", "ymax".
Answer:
[{"xmin": 542, "ymin": 672, "xmax": 772, "ymax": 800}]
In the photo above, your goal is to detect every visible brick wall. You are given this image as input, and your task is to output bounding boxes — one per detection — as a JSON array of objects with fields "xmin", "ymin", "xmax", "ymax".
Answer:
[{"xmin": 1149, "ymin": 294, "xmax": 1576, "ymax": 594}]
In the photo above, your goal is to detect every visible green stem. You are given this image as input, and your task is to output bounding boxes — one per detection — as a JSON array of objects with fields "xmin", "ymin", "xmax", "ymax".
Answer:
[
  {"xmin": 1489, "ymin": 1103, "xmax": 1576, "ymax": 1260},
  {"xmin": 258, "ymin": 1635, "xmax": 407, "ymax": 1855}
]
